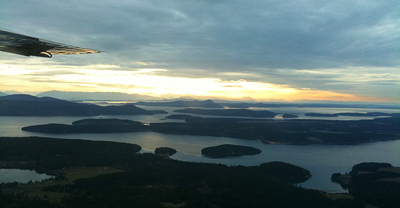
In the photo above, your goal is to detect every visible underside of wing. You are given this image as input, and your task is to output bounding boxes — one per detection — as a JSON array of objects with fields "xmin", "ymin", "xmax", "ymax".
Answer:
[{"xmin": 0, "ymin": 30, "xmax": 100, "ymax": 58}]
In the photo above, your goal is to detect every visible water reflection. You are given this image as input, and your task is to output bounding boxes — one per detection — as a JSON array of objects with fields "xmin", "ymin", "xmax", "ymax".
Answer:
[{"xmin": 0, "ymin": 169, "xmax": 53, "ymax": 183}]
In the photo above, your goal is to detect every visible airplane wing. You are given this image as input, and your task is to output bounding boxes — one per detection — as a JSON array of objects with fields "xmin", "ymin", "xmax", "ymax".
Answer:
[{"xmin": 0, "ymin": 30, "xmax": 100, "ymax": 58}]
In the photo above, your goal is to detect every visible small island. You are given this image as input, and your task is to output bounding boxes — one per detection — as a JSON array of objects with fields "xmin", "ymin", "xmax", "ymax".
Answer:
[
  {"xmin": 201, "ymin": 144, "xmax": 262, "ymax": 158},
  {"xmin": 282, "ymin": 114, "xmax": 299, "ymax": 118},
  {"xmin": 165, "ymin": 114, "xmax": 197, "ymax": 120},
  {"xmin": 155, "ymin": 147, "xmax": 177, "ymax": 156}
]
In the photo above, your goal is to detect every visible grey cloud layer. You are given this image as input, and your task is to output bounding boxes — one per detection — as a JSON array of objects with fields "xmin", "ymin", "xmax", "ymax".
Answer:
[{"xmin": 1, "ymin": 0, "xmax": 399, "ymax": 99}]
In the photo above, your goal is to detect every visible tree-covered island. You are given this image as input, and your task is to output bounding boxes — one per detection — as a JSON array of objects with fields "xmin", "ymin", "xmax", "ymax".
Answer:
[
  {"xmin": 201, "ymin": 144, "xmax": 262, "ymax": 158},
  {"xmin": 154, "ymin": 147, "xmax": 177, "ymax": 156}
]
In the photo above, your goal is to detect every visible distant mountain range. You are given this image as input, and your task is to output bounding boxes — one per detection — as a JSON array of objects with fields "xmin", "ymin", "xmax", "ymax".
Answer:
[
  {"xmin": 0, "ymin": 94, "xmax": 166, "ymax": 116},
  {"xmin": 36, "ymin": 91, "xmax": 158, "ymax": 101},
  {"xmin": 1, "ymin": 91, "xmax": 399, "ymax": 109},
  {"xmin": 135, "ymin": 100, "xmax": 224, "ymax": 108},
  {"xmin": 220, "ymin": 102, "xmax": 400, "ymax": 109}
]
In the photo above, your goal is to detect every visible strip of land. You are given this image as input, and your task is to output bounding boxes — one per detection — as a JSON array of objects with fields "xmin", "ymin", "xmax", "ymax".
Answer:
[{"xmin": 22, "ymin": 115, "xmax": 400, "ymax": 144}]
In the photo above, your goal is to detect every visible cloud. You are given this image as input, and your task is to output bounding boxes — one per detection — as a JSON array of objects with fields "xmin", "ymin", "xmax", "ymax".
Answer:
[{"xmin": 0, "ymin": 0, "xmax": 398, "ymax": 102}]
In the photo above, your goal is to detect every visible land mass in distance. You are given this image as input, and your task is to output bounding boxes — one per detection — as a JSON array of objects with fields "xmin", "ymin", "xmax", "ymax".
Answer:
[
  {"xmin": 22, "ymin": 116, "xmax": 399, "ymax": 145},
  {"xmin": 201, "ymin": 144, "xmax": 262, "ymax": 158}
]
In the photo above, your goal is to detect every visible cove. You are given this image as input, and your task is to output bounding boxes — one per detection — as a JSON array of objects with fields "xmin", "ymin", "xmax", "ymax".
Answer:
[{"xmin": 0, "ymin": 169, "xmax": 53, "ymax": 184}]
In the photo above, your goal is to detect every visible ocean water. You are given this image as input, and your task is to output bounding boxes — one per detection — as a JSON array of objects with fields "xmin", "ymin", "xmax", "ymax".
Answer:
[{"xmin": 0, "ymin": 106, "xmax": 399, "ymax": 192}]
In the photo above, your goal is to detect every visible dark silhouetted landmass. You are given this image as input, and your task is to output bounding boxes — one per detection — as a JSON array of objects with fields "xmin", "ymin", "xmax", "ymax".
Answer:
[
  {"xmin": 282, "ymin": 114, "xmax": 299, "ymax": 118},
  {"xmin": 201, "ymin": 144, "xmax": 261, "ymax": 158},
  {"xmin": 152, "ymin": 116, "xmax": 399, "ymax": 144},
  {"xmin": 22, "ymin": 116, "xmax": 400, "ymax": 144},
  {"xmin": 22, "ymin": 118, "xmax": 149, "ymax": 133},
  {"xmin": 305, "ymin": 112, "xmax": 394, "ymax": 117},
  {"xmin": 305, "ymin": 113, "xmax": 339, "ymax": 117},
  {"xmin": 37, "ymin": 90, "xmax": 158, "ymax": 101},
  {"xmin": 165, "ymin": 114, "xmax": 197, "ymax": 120},
  {"xmin": 259, "ymin": 161, "xmax": 311, "ymax": 184},
  {"xmin": 72, "ymin": 118, "xmax": 142, "ymax": 125},
  {"xmin": 331, "ymin": 162, "xmax": 400, "ymax": 208},
  {"xmin": 0, "ymin": 136, "xmax": 364, "ymax": 208},
  {"xmin": 136, "ymin": 99, "xmax": 224, "ymax": 108},
  {"xmin": 0, "ymin": 94, "xmax": 167, "ymax": 116},
  {"xmin": 155, "ymin": 147, "xmax": 177, "ymax": 156},
  {"xmin": 0, "ymin": 137, "xmax": 141, "ymax": 170},
  {"xmin": 174, "ymin": 108, "xmax": 277, "ymax": 118}
]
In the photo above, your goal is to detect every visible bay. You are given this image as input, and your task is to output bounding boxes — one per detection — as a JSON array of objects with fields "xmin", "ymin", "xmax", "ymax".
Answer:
[{"xmin": 0, "ymin": 169, "xmax": 53, "ymax": 183}]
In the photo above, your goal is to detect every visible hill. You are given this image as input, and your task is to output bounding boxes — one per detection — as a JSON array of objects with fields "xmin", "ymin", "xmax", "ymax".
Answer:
[
  {"xmin": 36, "ymin": 90, "xmax": 158, "ymax": 101},
  {"xmin": 0, "ymin": 94, "xmax": 167, "ymax": 116}
]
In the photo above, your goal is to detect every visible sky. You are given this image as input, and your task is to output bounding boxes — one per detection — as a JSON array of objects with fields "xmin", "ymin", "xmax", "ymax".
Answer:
[{"xmin": 0, "ymin": 0, "xmax": 399, "ymax": 103}]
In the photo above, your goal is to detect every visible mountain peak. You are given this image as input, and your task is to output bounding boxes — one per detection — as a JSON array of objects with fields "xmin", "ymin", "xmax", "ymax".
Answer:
[{"xmin": 0, "ymin": 94, "xmax": 40, "ymax": 101}]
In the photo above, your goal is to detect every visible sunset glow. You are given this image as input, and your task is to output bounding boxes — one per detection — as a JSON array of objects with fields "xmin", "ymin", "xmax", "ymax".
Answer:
[{"xmin": 0, "ymin": 61, "xmax": 380, "ymax": 102}]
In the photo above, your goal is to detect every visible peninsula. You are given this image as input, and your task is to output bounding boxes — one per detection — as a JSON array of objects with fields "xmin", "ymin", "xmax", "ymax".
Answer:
[{"xmin": 331, "ymin": 162, "xmax": 400, "ymax": 208}]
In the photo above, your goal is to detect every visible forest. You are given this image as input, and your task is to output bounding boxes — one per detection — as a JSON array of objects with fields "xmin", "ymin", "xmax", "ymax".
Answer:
[
  {"xmin": 331, "ymin": 162, "xmax": 400, "ymax": 208},
  {"xmin": 0, "ymin": 136, "xmax": 365, "ymax": 208}
]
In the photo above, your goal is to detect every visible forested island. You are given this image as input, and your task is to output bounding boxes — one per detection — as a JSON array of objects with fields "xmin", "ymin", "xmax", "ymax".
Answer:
[
  {"xmin": 305, "ymin": 112, "xmax": 398, "ymax": 117},
  {"xmin": 282, "ymin": 114, "xmax": 299, "ymax": 118},
  {"xmin": 22, "ymin": 118, "xmax": 150, "ymax": 133},
  {"xmin": 154, "ymin": 147, "xmax": 177, "ymax": 156},
  {"xmin": 201, "ymin": 144, "xmax": 262, "ymax": 158},
  {"xmin": 23, "ymin": 116, "xmax": 400, "ymax": 144},
  {"xmin": 0, "ymin": 136, "xmax": 365, "ymax": 208},
  {"xmin": 331, "ymin": 162, "xmax": 400, "ymax": 208}
]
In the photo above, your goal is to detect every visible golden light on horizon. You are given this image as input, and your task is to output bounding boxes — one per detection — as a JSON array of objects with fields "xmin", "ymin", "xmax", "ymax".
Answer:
[{"xmin": 0, "ymin": 62, "xmax": 389, "ymax": 102}]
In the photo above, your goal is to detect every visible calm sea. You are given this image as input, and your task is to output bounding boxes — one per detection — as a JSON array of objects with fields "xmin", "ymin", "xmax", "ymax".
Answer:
[{"xmin": 0, "ymin": 106, "xmax": 399, "ymax": 192}]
